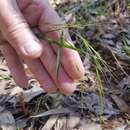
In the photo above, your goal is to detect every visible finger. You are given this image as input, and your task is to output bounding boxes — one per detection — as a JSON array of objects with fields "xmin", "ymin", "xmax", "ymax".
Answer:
[
  {"xmin": 38, "ymin": 2, "xmax": 85, "ymax": 80},
  {"xmin": 24, "ymin": 58, "xmax": 57, "ymax": 93},
  {"xmin": 21, "ymin": 1, "xmax": 43, "ymax": 27},
  {"xmin": 0, "ymin": 0, "xmax": 43, "ymax": 58},
  {"xmin": 17, "ymin": 0, "xmax": 32, "ymax": 10},
  {"xmin": 40, "ymin": 41, "xmax": 76, "ymax": 95},
  {"xmin": 53, "ymin": 45, "xmax": 85, "ymax": 80},
  {"xmin": 0, "ymin": 43, "xmax": 28, "ymax": 88}
]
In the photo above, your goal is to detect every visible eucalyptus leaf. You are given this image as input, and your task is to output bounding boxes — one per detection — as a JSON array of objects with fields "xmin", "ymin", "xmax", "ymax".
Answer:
[{"xmin": 31, "ymin": 108, "xmax": 72, "ymax": 118}]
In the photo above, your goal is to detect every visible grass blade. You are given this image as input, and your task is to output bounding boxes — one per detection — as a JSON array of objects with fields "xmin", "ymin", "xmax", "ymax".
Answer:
[
  {"xmin": 56, "ymin": 48, "xmax": 62, "ymax": 78},
  {"xmin": 56, "ymin": 31, "xmax": 64, "ymax": 78}
]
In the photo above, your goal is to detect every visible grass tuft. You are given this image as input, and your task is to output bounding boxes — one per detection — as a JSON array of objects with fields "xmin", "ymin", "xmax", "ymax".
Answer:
[{"xmin": 34, "ymin": 23, "xmax": 111, "ymax": 121}]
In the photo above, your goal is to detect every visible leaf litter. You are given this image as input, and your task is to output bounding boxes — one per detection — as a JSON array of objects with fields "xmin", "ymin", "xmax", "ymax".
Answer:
[{"xmin": 0, "ymin": 0, "xmax": 130, "ymax": 130}]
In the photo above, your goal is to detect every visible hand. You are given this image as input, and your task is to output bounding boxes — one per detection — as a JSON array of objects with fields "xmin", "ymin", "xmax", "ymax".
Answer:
[{"xmin": 0, "ymin": 0, "xmax": 85, "ymax": 95}]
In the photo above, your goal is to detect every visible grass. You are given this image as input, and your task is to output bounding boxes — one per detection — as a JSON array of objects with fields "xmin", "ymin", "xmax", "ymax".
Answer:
[
  {"xmin": 16, "ymin": 1, "xmax": 130, "ymax": 129},
  {"xmin": 33, "ymin": 0, "xmax": 126, "ymax": 122},
  {"xmin": 35, "ymin": 21, "xmax": 112, "ymax": 121},
  {"xmin": 123, "ymin": 37, "xmax": 130, "ymax": 56},
  {"xmin": 0, "ymin": 74, "xmax": 11, "ymax": 80},
  {"xmin": 56, "ymin": 31, "xmax": 63, "ymax": 78}
]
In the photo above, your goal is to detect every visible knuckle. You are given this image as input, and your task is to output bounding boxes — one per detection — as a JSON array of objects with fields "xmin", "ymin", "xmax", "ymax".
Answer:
[{"xmin": 7, "ymin": 21, "xmax": 27, "ymax": 37}]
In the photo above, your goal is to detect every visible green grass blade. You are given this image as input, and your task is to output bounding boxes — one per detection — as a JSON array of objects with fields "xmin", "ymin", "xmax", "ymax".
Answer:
[
  {"xmin": 56, "ymin": 31, "xmax": 64, "ymax": 78},
  {"xmin": 56, "ymin": 48, "xmax": 62, "ymax": 78},
  {"xmin": 123, "ymin": 38, "xmax": 130, "ymax": 55}
]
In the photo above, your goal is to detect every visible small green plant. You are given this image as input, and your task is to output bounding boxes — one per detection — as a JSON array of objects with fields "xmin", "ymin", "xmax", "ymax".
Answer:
[
  {"xmin": 0, "ymin": 74, "xmax": 11, "ymax": 80},
  {"xmin": 123, "ymin": 37, "xmax": 130, "ymax": 56},
  {"xmin": 35, "ymin": 23, "xmax": 111, "ymax": 121}
]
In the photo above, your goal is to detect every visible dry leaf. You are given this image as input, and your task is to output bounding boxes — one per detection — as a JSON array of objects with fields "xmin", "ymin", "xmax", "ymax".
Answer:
[
  {"xmin": 54, "ymin": 117, "xmax": 67, "ymax": 130},
  {"xmin": 79, "ymin": 123, "xmax": 102, "ymax": 130},
  {"xmin": 113, "ymin": 125, "xmax": 126, "ymax": 130},
  {"xmin": 32, "ymin": 108, "xmax": 72, "ymax": 118},
  {"xmin": 0, "ymin": 106, "xmax": 16, "ymax": 130},
  {"xmin": 66, "ymin": 115, "xmax": 80, "ymax": 129},
  {"xmin": 111, "ymin": 95, "xmax": 130, "ymax": 113},
  {"xmin": 9, "ymin": 86, "xmax": 44, "ymax": 104},
  {"xmin": 41, "ymin": 116, "xmax": 59, "ymax": 130}
]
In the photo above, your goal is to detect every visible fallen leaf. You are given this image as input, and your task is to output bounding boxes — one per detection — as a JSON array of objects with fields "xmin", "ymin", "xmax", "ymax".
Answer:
[
  {"xmin": 66, "ymin": 115, "xmax": 80, "ymax": 128},
  {"xmin": 0, "ymin": 106, "xmax": 16, "ymax": 130},
  {"xmin": 111, "ymin": 95, "xmax": 130, "ymax": 113},
  {"xmin": 9, "ymin": 85, "xmax": 44, "ymax": 104},
  {"xmin": 32, "ymin": 108, "xmax": 72, "ymax": 118},
  {"xmin": 113, "ymin": 125, "xmax": 126, "ymax": 130},
  {"xmin": 79, "ymin": 123, "xmax": 102, "ymax": 130},
  {"xmin": 41, "ymin": 116, "xmax": 59, "ymax": 130},
  {"xmin": 84, "ymin": 93, "xmax": 119, "ymax": 118},
  {"xmin": 54, "ymin": 117, "xmax": 67, "ymax": 130},
  {"xmin": 16, "ymin": 118, "xmax": 29, "ymax": 129}
]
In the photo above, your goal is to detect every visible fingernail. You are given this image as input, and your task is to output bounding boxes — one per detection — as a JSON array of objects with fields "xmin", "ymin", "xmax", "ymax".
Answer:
[{"xmin": 24, "ymin": 41, "xmax": 42, "ymax": 58}]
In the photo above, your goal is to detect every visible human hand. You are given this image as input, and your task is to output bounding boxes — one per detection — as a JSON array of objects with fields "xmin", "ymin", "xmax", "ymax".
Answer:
[{"xmin": 0, "ymin": 0, "xmax": 85, "ymax": 95}]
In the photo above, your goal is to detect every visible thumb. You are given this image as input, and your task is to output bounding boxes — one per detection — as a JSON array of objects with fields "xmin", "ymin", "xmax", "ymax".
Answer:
[{"xmin": 0, "ymin": 0, "xmax": 42, "ymax": 58}]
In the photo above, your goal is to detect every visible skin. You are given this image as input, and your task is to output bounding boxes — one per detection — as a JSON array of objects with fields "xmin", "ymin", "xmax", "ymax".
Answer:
[{"xmin": 0, "ymin": 0, "xmax": 85, "ymax": 95}]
